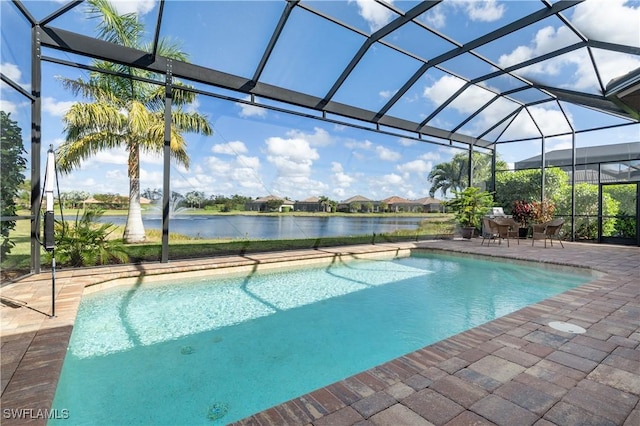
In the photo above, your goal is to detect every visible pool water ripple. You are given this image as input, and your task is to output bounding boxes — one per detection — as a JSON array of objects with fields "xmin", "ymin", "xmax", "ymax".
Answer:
[{"xmin": 50, "ymin": 253, "xmax": 592, "ymax": 425}]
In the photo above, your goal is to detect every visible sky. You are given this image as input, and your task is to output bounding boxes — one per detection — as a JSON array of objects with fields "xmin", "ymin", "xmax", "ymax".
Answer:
[{"xmin": 1, "ymin": 0, "xmax": 639, "ymax": 202}]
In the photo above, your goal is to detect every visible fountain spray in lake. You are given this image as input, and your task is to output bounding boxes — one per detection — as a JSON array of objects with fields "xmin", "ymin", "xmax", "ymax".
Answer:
[{"xmin": 145, "ymin": 198, "xmax": 191, "ymax": 219}]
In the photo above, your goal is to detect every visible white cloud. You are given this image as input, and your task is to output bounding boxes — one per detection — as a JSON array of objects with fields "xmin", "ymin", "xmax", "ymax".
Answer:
[
  {"xmin": 286, "ymin": 127, "xmax": 333, "ymax": 147},
  {"xmin": 266, "ymin": 136, "xmax": 319, "ymax": 177},
  {"xmin": 105, "ymin": 169, "xmax": 125, "ymax": 180},
  {"xmin": 500, "ymin": 106, "xmax": 571, "ymax": 140},
  {"xmin": 345, "ymin": 139, "xmax": 373, "ymax": 150},
  {"xmin": 571, "ymin": 0, "xmax": 640, "ymax": 47},
  {"xmin": 204, "ymin": 156, "xmax": 233, "ymax": 175},
  {"xmin": 448, "ymin": 84, "xmax": 496, "ymax": 115},
  {"xmin": 527, "ymin": 105, "xmax": 573, "ymax": 135},
  {"xmin": 497, "ymin": 1, "xmax": 640, "ymax": 92},
  {"xmin": 42, "ymin": 97, "xmax": 75, "ymax": 117},
  {"xmin": 236, "ymin": 155, "xmax": 260, "ymax": 171},
  {"xmin": 421, "ymin": 0, "xmax": 504, "ymax": 29},
  {"xmin": 547, "ymin": 139, "xmax": 573, "ymax": 151},
  {"xmin": 271, "ymin": 176, "xmax": 329, "ymax": 199},
  {"xmin": 266, "ymin": 137, "xmax": 319, "ymax": 163},
  {"xmin": 331, "ymin": 162, "xmax": 354, "ymax": 188},
  {"xmin": 419, "ymin": 151, "xmax": 441, "ymax": 161},
  {"xmin": 375, "ymin": 145, "xmax": 401, "ymax": 161},
  {"xmin": 379, "ymin": 89, "xmax": 394, "ymax": 99},
  {"xmin": 590, "ymin": 50, "xmax": 640, "ymax": 89},
  {"xmin": 237, "ymin": 96, "xmax": 267, "ymax": 118},
  {"xmin": 498, "ymin": 25, "xmax": 580, "ymax": 77},
  {"xmin": 464, "ymin": 0, "xmax": 505, "ymax": 22},
  {"xmin": 84, "ymin": 148, "xmax": 128, "ymax": 166},
  {"xmin": 1, "ymin": 63, "xmax": 22, "ymax": 82},
  {"xmin": 399, "ymin": 159, "xmax": 432, "ymax": 174},
  {"xmin": 369, "ymin": 173, "xmax": 415, "ymax": 198},
  {"xmin": 212, "ymin": 140, "xmax": 248, "ymax": 155},
  {"xmin": 424, "ymin": 7, "xmax": 446, "ymax": 29},
  {"xmin": 1, "ymin": 63, "xmax": 30, "ymax": 114},
  {"xmin": 0, "ymin": 98, "xmax": 18, "ymax": 115},
  {"xmin": 379, "ymin": 173, "xmax": 403, "ymax": 185},
  {"xmin": 423, "ymin": 75, "xmax": 466, "ymax": 105},
  {"xmin": 352, "ymin": 0, "xmax": 395, "ymax": 32},
  {"xmin": 398, "ymin": 138, "xmax": 417, "ymax": 147},
  {"xmin": 333, "ymin": 187, "xmax": 346, "ymax": 198},
  {"xmin": 108, "ymin": 0, "xmax": 156, "ymax": 16},
  {"xmin": 200, "ymin": 153, "xmax": 263, "ymax": 194}
]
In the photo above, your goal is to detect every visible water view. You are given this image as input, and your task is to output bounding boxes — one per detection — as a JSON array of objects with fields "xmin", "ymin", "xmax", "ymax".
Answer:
[{"xmin": 101, "ymin": 215, "xmax": 425, "ymax": 240}]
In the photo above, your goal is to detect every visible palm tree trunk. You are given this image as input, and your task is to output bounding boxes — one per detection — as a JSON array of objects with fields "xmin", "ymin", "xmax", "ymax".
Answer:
[{"xmin": 123, "ymin": 143, "xmax": 146, "ymax": 243}]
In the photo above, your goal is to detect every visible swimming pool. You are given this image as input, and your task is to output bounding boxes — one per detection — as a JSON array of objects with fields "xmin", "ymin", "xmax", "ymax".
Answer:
[{"xmin": 49, "ymin": 252, "xmax": 592, "ymax": 425}]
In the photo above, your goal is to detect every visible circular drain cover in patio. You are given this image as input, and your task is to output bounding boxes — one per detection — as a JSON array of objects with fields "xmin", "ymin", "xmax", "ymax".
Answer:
[{"xmin": 548, "ymin": 321, "xmax": 586, "ymax": 334}]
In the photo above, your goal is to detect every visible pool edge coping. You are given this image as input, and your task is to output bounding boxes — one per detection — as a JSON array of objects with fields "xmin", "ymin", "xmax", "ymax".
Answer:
[{"xmin": 1, "ymin": 240, "xmax": 638, "ymax": 425}]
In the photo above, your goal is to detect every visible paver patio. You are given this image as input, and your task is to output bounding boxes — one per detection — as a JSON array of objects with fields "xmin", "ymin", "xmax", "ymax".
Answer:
[{"xmin": 1, "ymin": 239, "xmax": 638, "ymax": 425}]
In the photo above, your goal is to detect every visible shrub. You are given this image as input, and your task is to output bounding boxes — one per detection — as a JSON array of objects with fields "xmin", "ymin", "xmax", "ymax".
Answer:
[
  {"xmin": 530, "ymin": 199, "xmax": 556, "ymax": 223},
  {"xmin": 1, "ymin": 112, "xmax": 27, "ymax": 259},
  {"xmin": 511, "ymin": 200, "xmax": 533, "ymax": 227},
  {"xmin": 49, "ymin": 208, "xmax": 129, "ymax": 267}
]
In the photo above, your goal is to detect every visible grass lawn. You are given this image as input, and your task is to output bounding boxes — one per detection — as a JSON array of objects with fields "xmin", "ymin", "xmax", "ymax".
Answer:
[{"xmin": 1, "ymin": 210, "xmax": 455, "ymax": 281}]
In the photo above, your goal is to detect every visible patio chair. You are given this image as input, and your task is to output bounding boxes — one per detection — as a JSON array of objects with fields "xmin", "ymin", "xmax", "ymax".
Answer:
[
  {"xmin": 481, "ymin": 217, "xmax": 510, "ymax": 247},
  {"xmin": 531, "ymin": 219, "xmax": 565, "ymax": 248},
  {"xmin": 493, "ymin": 217, "xmax": 521, "ymax": 245}
]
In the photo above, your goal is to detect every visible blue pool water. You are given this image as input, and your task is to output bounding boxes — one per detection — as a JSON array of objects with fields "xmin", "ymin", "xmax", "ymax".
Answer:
[{"xmin": 50, "ymin": 253, "xmax": 592, "ymax": 425}]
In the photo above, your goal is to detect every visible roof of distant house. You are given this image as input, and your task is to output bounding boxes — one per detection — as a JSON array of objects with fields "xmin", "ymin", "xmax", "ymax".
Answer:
[
  {"xmin": 252, "ymin": 195, "xmax": 291, "ymax": 203},
  {"xmin": 300, "ymin": 196, "xmax": 320, "ymax": 203},
  {"xmin": 381, "ymin": 196, "xmax": 411, "ymax": 204},
  {"xmin": 341, "ymin": 195, "xmax": 373, "ymax": 204},
  {"xmin": 413, "ymin": 197, "xmax": 442, "ymax": 205}
]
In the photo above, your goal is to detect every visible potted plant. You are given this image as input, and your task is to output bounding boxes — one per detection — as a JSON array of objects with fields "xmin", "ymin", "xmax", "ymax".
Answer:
[
  {"xmin": 445, "ymin": 187, "xmax": 494, "ymax": 239},
  {"xmin": 511, "ymin": 199, "xmax": 533, "ymax": 238}
]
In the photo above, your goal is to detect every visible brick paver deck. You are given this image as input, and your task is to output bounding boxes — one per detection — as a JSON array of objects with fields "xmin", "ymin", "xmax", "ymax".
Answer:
[{"xmin": 1, "ymin": 239, "xmax": 638, "ymax": 425}]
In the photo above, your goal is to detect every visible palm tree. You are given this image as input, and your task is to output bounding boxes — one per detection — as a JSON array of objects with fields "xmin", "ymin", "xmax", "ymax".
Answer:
[
  {"xmin": 56, "ymin": 0, "xmax": 212, "ymax": 243},
  {"xmin": 428, "ymin": 158, "xmax": 466, "ymax": 197},
  {"xmin": 428, "ymin": 152, "xmax": 506, "ymax": 197}
]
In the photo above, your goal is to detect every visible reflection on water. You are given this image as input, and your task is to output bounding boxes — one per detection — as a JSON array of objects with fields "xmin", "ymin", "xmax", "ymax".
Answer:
[{"xmin": 100, "ymin": 214, "xmax": 423, "ymax": 239}]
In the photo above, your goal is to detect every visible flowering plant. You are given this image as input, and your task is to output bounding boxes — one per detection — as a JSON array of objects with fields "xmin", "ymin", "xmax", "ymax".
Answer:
[
  {"xmin": 531, "ymin": 200, "xmax": 555, "ymax": 223},
  {"xmin": 511, "ymin": 200, "xmax": 533, "ymax": 227}
]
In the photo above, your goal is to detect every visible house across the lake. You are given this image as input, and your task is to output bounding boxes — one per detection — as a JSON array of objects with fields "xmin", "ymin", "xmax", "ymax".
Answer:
[
  {"xmin": 245, "ymin": 195, "xmax": 295, "ymax": 212},
  {"xmin": 245, "ymin": 194, "xmax": 442, "ymax": 213}
]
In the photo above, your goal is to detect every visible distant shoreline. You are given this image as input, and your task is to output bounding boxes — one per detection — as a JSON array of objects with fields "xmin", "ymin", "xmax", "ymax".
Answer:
[{"xmin": 35, "ymin": 209, "xmax": 450, "ymax": 219}]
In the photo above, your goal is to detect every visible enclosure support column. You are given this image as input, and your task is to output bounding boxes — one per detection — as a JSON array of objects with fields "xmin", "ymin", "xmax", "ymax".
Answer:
[
  {"xmin": 30, "ymin": 25, "xmax": 42, "ymax": 273},
  {"xmin": 490, "ymin": 147, "xmax": 496, "ymax": 194},
  {"xmin": 570, "ymin": 131, "xmax": 576, "ymax": 241},
  {"xmin": 540, "ymin": 136, "xmax": 545, "ymax": 210},
  {"xmin": 597, "ymin": 163, "xmax": 603, "ymax": 243},
  {"xmin": 161, "ymin": 61, "xmax": 173, "ymax": 263},
  {"xmin": 468, "ymin": 144, "xmax": 473, "ymax": 188}
]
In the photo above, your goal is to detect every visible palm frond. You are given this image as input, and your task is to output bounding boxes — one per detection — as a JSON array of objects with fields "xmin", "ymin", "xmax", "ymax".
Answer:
[
  {"xmin": 143, "ymin": 123, "xmax": 190, "ymax": 170},
  {"xmin": 169, "ymin": 130, "xmax": 190, "ymax": 169},
  {"xmin": 127, "ymin": 101, "xmax": 153, "ymax": 136},
  {"xmin": 171, "ymin": 84, "xmax": 198, "ymax": 107},
  {"xmin": 57, "ymin": 77, "xmax": 120, "ymax": 104},
  {"xmin": 171, "ymin": 110, "xmax": 213, "ymax": 136},
  {"xmin": 145, "ymin": 82, "xmax": 198, "ymax": 110},
  {"xmin": 152, "ymin": 38, "xmax": 190, "ymax": 62},
  {"xmin": 63, "ymin": 102, "xmax": 126, "ymax": 141},
  {"xmin": 86, "ymin": 0, "xmax": 143, "ymax": 48},
  {"xmin": 56, "ymin": 131, "xmax": 122, "ymax": 173}
]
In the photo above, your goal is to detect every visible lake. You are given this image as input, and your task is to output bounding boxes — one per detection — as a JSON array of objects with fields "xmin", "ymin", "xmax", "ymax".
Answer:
[{"xmin": 101, "ymin": 215, "xmax": 425, "ymax": 240}]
